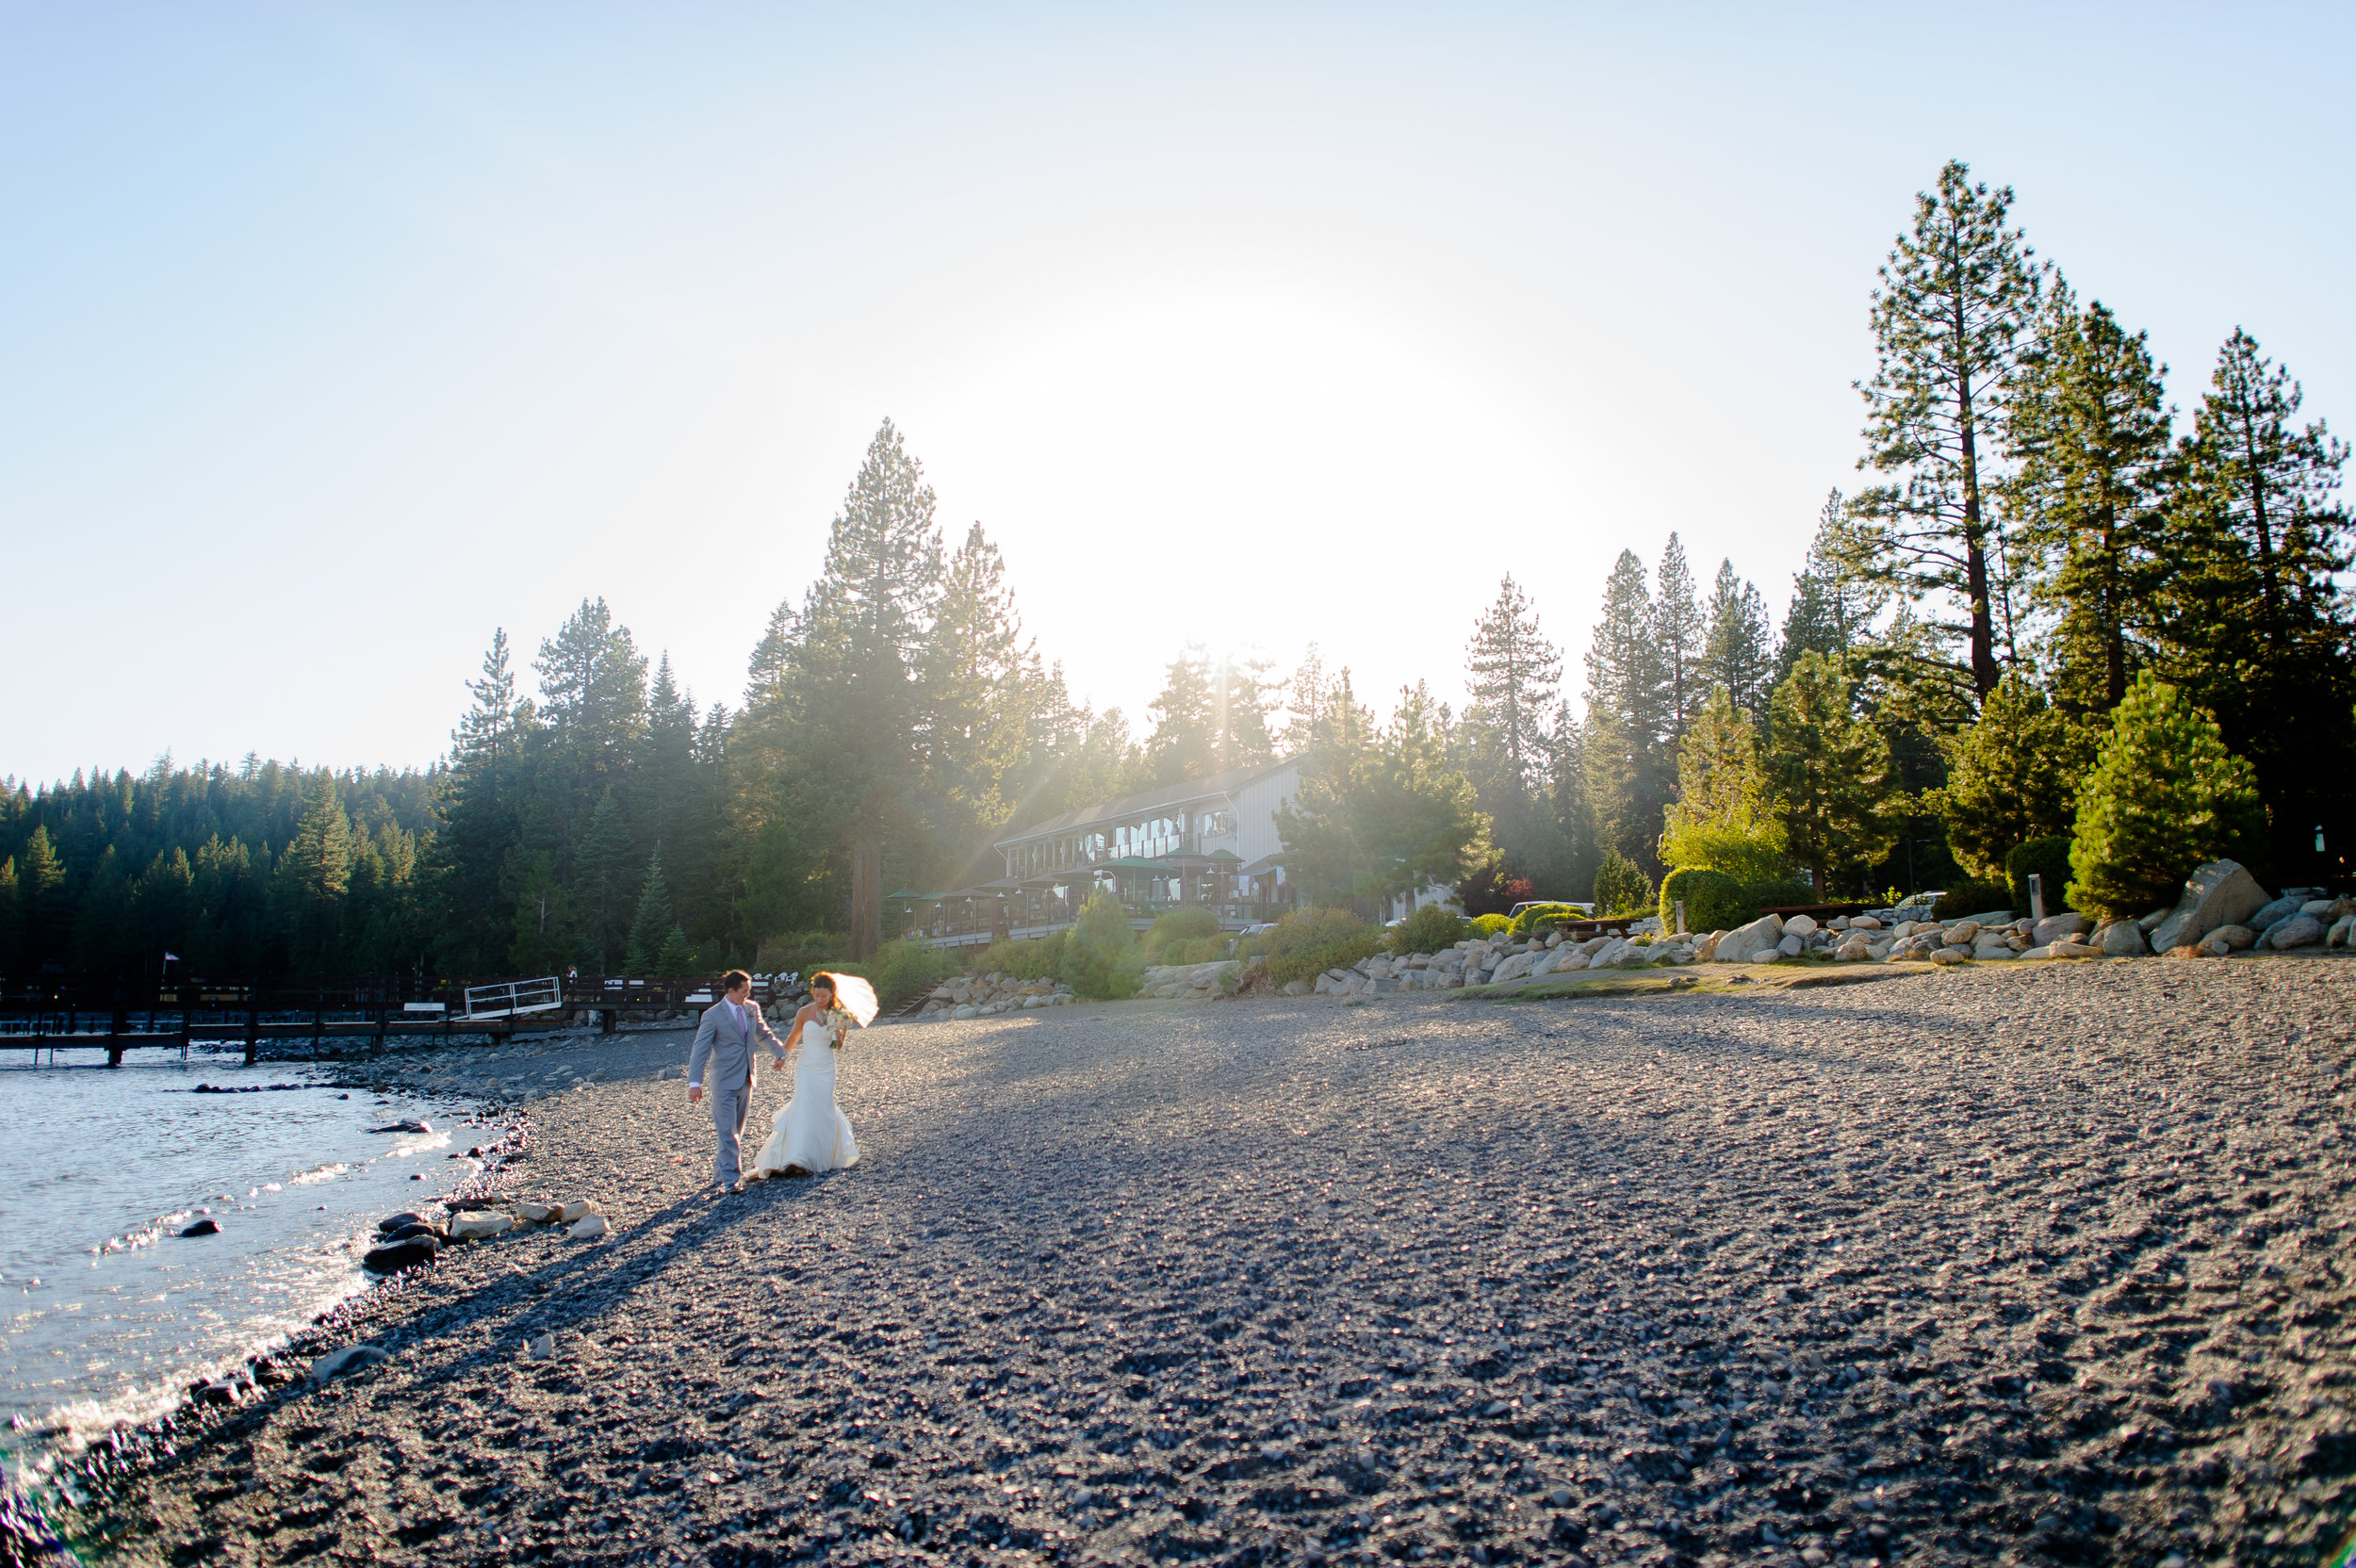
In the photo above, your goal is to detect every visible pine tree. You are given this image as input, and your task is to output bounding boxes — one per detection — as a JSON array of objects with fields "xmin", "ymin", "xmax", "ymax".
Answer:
[
  {"xmin": 1212, "ymin": 654, "xmax": 1278, "ymax": 773},
  {"xmin": 1281, "ymin": 644, "xmax": 1334, "ymax": 756},
  {"xmin": 1654, "ymin": 533, "xmax": 1706, "ymax": 742},
  {"xmin": 753, "ymin": 418, "xmax": 946, "ymax": 958},
  {"xmin": 2009, "ymin": 292, "xmax": 2173, "ymax": 709},
  {"xmin": 625, "ymin": 846, "xmax": 676, "ymax": 975},
  {"xmin": 1582, "ymin": 550, "xmax": 1672, "ymax": 871},
  {"xmin": 16, "ymin": 826, "xmax": 67, "ymax": 969},
  {"xmin": 1659, "ymin": 688, "xmax": 1787, "ymax": 885},
  {"xmin": 1936, "ymin": 674, "xmax": 2099, "ymax": 879},
  {"xmin": 1779, "ymin": 491, "xmax": 1883, "ymax": 682},
  {"xmin": 1145, "ymin": 649, "xmax": 1221, "ymax": 786},
  {"xmin": 535, "ymin": 597, "xmax": 649, "ymax": 814},
  {"xmin": 278, "ymin": 775, "xmax": 353, "ymax": 970},
  {"xmin": 503, "ymin": 849, "xmax": 576, "ymax": 974},
  {"xmin": 1765, "ymin": 652, "xmax": 1898, "ymax": 894},
  {"xmin": 1463, "ymin": 576, "xmax": 1563, "ymax": 794},
  {"xmin": 1703, "ymin": 559, "xmax": 1775, "ymax": 718},
  {"xmin": 2163, "ymin": 329, "xmax": 2354, "ymax": 876},
  {"xmin": 572, "ymin": 786, "xmax": 634, "ymax": 971},
  {"xmin": 1850, "ymin": 160, "xmax": 2046, "ymax": 702},
  {"xmin": 2067, "ymin": 672, "xmax": 2264, "ymax": 918},
  {"xmin": 916, "ymin": 523, "xmax": 1036, "ymax": 882}
]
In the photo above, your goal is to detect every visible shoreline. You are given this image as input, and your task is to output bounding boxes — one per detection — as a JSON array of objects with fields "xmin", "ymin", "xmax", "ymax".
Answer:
[
  {"xmin": 3, "ymin": 1028, "xmax": 702, "ymax": 1560},
  {"xmin": 32, "ymin": 970, "xmax": 2356, "ymax": 1567}
]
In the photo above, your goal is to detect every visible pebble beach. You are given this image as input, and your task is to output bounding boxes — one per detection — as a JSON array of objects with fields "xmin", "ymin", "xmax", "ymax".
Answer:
[{"xmin": 48, "ymin": 957, "xmax": 2356, "ymax": 1568}]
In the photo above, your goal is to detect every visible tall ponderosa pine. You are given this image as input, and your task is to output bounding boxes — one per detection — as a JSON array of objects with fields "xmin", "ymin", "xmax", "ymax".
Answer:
[
  {"xmin": 2162, "ymin": 330, "xmax": 2354, "ymax": 874},
  {"xmin": 1582, "ymin": 550, "xmax": 1672, "ymax": 872},
  {"xmin": 1144, "ymin": 651, "xmax": 1221, "ymax": 786},
  {"xmin": 535, "ymin": 597, "xmax": 648, "ymax": 829},
  {"xmin": 748, "ymin": 419, "xmax": 945, "ymax": 956},
  {"xmin": 1765, "ymin": 652, "xmax": 1897, "ymax": 894},
  {"xmin": 918, "ymin": 523, "xmax": 1036, "ymax": 880},
  {"xmin": 1462, "ymin": 577, "xmax": 1562, "ymax": 794},
  {"xmin": 1654, "ymin": 534, "xmax": 1706, "ymax": 742},
  {"xmin": 572, "ymin": 786, "xmax": 635, "ymax": 971},
  {"xmin": 1703, "ymin": 559, "xmax": 1775, "ymax": 718},
  {"xmin": 1850, "ymin": 159, "xmax": 2045, "ymax": 704},
  {"xmin": 2010, "ymin": 291, "xmax": 2173, "ymax": 708}
]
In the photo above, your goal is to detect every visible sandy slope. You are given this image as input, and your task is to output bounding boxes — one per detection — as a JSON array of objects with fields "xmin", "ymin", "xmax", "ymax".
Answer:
[{"xmin": 64, "ymin": 959, "xmax": 2356, "ymax": 1567}]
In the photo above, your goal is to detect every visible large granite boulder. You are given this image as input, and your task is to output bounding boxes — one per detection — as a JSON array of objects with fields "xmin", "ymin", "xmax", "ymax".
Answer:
[
  {"xmin": 2096, "ymin": 919, "xmax": 2149, "ymax": 956},
  {"xmin": 1714, "ymin": 913, "xmax": 1785, "ymax": 964},
  {"xmin": 2263, "ymin": 914, "xmax": 2326, "ymax": 951},
  {"xmin": 2150, "ymin": 861, "xmax": 2271, "ymax": 954},
  {"xmin": 2032, "ymin": 912, "xmax": 2088, "ymax": 946}
]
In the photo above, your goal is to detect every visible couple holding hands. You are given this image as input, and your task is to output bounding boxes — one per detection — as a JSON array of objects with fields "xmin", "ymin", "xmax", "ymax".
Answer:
[{"xmin": 686, "ymin": 968, "xmax": 873, "ymax": 1191}]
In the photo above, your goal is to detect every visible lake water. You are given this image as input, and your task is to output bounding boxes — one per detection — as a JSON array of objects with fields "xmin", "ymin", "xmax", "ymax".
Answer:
[{"xmin": 0, "ymin": 1045, "xmax": 490, "ymax": 1472}]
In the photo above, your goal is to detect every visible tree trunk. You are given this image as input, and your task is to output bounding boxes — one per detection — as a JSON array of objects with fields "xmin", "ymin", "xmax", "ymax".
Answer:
[{"xmin": 850, "ymin": 839, "xmax": 883, "ymax": 960}]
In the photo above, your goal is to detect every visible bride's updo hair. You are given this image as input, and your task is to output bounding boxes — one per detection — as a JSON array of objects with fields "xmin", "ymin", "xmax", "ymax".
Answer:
[{"xmin": 809, "ymin": 972, "xmax": 839, "ymax": 1000}]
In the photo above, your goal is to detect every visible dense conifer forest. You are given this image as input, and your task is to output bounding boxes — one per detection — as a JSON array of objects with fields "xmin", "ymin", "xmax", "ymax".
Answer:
[{"xmin": 5, "ymin": 161, "xmax": 2347, "ymax": 978}]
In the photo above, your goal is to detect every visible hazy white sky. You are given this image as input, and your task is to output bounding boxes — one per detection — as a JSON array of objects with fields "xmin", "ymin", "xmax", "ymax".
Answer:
[{"xmin": 4, "ymin": 4, "xmax": 2349, "ymax": 785}]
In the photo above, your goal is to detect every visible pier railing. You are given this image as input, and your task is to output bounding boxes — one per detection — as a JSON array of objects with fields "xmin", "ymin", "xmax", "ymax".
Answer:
[{"xmin": 0, "ymin": 972, "xmax": 800, "ymax": 1064}]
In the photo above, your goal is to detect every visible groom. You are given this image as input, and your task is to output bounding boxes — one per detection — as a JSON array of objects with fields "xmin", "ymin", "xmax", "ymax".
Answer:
[{"xmin": 687, "ymin": 970, "xmax": 786, "ymax": 1193}]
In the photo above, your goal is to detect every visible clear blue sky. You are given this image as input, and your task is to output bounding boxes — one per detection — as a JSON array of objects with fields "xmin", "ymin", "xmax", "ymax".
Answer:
[{"xmin": 4, "ymin": 3, "xmax": 2348, "ymax": 785}]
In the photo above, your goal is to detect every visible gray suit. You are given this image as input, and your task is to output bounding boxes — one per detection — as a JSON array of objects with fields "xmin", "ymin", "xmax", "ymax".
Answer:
[{"xmin": 688, "ymin": 998, "xmax": 781, "ymax": 1186}]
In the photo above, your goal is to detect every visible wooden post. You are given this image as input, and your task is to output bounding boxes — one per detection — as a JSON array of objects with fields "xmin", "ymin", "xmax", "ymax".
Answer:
[{"xmin": 244, "ymin": 986, "xmax": 261, "ymax": 1066}]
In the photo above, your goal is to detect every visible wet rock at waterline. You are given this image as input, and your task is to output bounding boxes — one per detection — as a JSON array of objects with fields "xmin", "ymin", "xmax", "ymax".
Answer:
[
  {"xmin": 308, "ymin": 1345, "xmax": 389, "ymax": 1383},
  {"xmin": 177, "ymin": 1218, "xmax": 221, "ymax": 1237},
  {"xmin": 375, "ymin": 1212, "xmax": 427, "ymax": 1234},
  {"xmin": 366, "ymin": 1119, "xmax": 433, "ymax": 1135},
  {"xmin": 360, "ymin": 1235, "xmax": 439, "ymax": 1273}
]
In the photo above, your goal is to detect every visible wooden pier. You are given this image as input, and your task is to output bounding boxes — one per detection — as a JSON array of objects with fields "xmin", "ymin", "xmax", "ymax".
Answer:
[{"xmin": 0, "ymin": 972, "xmax": 796, "ymax": 1066}]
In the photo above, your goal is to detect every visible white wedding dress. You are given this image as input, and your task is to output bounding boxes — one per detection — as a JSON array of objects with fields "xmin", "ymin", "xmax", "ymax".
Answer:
[{"xmin": 753, "ymin": 1021, "xmax": 859, "ymax": 1176}]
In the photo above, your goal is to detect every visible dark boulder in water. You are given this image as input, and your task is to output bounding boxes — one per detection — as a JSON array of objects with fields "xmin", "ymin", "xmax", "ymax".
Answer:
[
  {"xmin": 362, "ymin": 1235, "xmax": 439, "ymax": 1274},
  {"xmin": 179, "ymin": 1218, "xmax": 221, "ymax": 1237},
  {"xmin": 376, "ymin": 1212, "xmax": 426, "ymax": 1234},
  {"xmin": 368, "ymin": 1119, "xmax": 433, "ymax": 1135},
  {"xmin": 380, "ymin": 1222, "xmax": 441, "ymax": 1245}
]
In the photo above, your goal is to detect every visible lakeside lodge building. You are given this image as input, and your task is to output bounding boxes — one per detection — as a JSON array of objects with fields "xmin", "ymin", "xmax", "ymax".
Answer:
[{"xmin": 896, "ymin": 760, "xmax": 1457, "ymax": 948}]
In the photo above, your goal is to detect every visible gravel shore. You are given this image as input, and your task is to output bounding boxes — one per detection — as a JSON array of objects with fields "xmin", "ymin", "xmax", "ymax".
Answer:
[{"xmin": 60, "ymin": 958, "xmax": 2356, "ymax": 1568}]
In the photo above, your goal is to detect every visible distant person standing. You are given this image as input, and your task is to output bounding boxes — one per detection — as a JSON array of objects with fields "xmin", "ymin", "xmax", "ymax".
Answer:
[{"xmin": 686, "ymin": 970, "xmax": 785, "ymax": 1193}]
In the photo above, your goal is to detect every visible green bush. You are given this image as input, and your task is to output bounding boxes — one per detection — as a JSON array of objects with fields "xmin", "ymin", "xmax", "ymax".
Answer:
[
  {"xmin": 1160, "ymin": 936, "xmax": 1226, "ymax": 966},
  {"xmin": 853, "ymin": 939, "xmax": 963, "ymax": 1013},
  {"xmin": 1061, "ymin": 891, "xmax": 1143, "ymax": 1000},
  {"xmin": 1142, "ymin": 906, "xmax": 1221, "ymax": 959},
  {"xmin": 1659, "ymin": 867, "xmax": 1752, "ymax": 934},
  {"xmin": 1509, "ymin": 901, "xmax": 1582, "ymax": 936},
  {"xmin": 2067, "ymin": 671, "xmax": 2265, "ymax": 918},
  {"xmin": 757, "ymin": 929, "xmax": 844, "ymax": 973},
  {"xmin": 1469, "ymin": 913, "xmax": 1512, "ymax": 938},
  {"xmin": 979, "ymin": 935, "xmax": 1067, "ymax": 980},
  {"xmin": 1389, "ymin": 903, "xmax": 1469, "ymax": 954},
  {"xmin": 1248, "ymin": 906, "xmax": 1383, "ymax": 986},
  {"xmin": 1743, "ymin": 876, "xmax": 1818, "ymax": 911},
  {"xmin": 1932, "ymin": 878, "xmax": 2014, "ymax": 921},
  {"xmin": 2004, "ymin": 836, "xmax": 2075, "ymax": 918},
  {"xmin": 1593, "ymin": 851, "xmax": 1653, "ymax": 915}
]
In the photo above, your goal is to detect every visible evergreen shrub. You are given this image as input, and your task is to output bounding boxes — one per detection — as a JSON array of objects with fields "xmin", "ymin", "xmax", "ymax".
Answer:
[
  {"xmin": 1743, "ymin": 876, "xmax": 1816, "ymax": 911},
  {"xmin": 1160, "ymin": 936, "xmax": 1225, "ymax": 965},
  {"xmin": 1659, "ymin": 868, "xmax": 1751, "ymax": 934},
  {"xmin": 1062, "ymin": 891, "xmax": 1144, "ymax": 1000},
  {"xmin": 1143, "ymin": 907, "xmax": 1221, "ymax": 959},
  {"xmin": 1932, "ymin": 879, "xmax": 2014, "ymax": 920},
  {"xmin": 1468, "ymin": 913, "xmax": 1513, "ymax": 939},
  {"xmin": 1509, "ymin": 902, "xmax": 1582, "ymax": 936},
  {"xmin": 1592, "ymin": 852, "xmax": 1652, "ymax": 916},
  {"xmin": 1389, "ymin": 904, "xmax": 1469, "ymax": 955},
  {"xmin": 866, "ymin": 939, "xmax": 963, "ymax": 1012},
  {"xmin": 2004, "ymin": 837, "xmax": 2076, "ymax": 918},
  {"xmin": 2066, "ymin": 672, "xmax": 2265, "ymax": 918},
  {"xmin": 1248, "ymin": 906, "xmax": 1383, "ymax": 986},
  {"xmin": 979, "ymin": 936, "xmax": 1065, "ymax": 980}
]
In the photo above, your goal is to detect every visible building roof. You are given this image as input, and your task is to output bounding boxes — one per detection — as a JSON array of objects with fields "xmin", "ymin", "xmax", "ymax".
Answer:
[{"xmin": 992, "ymin": 758, "xmax": 1298, "ymax": 850}]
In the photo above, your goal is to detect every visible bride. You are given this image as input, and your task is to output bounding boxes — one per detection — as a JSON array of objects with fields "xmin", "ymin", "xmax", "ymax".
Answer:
[{"xmin": 752, "ymin": 972, "xmax": 865, "ymax": 1178}]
